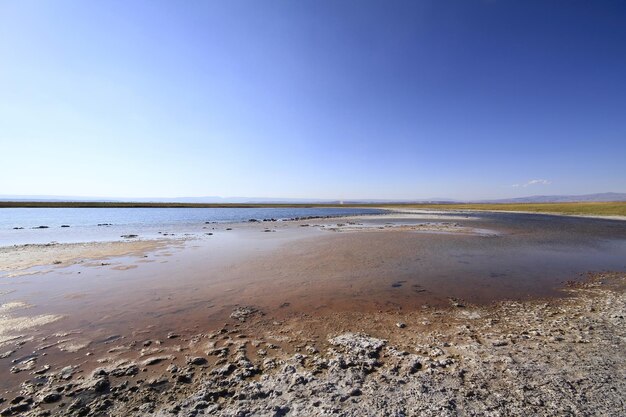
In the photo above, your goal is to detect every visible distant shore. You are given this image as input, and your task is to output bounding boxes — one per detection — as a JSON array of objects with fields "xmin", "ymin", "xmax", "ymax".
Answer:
[
  {"xmin": 385, "ymin": 201, "xmax": 626, "ymax": 218},
  {"xmin": 1, "ymin": 200, "xmax": 625, "ymax": 218}
]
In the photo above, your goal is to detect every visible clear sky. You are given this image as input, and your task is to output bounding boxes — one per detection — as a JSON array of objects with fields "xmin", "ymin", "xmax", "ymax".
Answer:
[{"xmin": 1, "ymin": 0, "xmax": 625, "ymax": 200}]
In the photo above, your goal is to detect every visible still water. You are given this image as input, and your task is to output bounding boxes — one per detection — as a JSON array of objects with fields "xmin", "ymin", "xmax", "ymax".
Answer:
[{"xmin": 0, "ymin": 207, "xmax": 386, "ymax": 245}]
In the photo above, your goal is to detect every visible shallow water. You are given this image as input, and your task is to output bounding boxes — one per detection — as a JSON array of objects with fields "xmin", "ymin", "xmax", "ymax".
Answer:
[
  {"xmin": 0, "ymin": 207, "xmax": 386, "ymax": 245},
  {"xmin": 1, "ymin": 210, "xmax": 626, "ymax": 394}
]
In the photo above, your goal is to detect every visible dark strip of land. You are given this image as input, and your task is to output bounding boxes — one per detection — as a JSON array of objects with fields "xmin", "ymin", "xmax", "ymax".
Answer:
[
  {"xmin": 0, "ymin": 201, "xmax": 331, "ymax": 208},
  {"xmin": 0, "ymin": 201, "xmax": 625, "ymax": 217}
]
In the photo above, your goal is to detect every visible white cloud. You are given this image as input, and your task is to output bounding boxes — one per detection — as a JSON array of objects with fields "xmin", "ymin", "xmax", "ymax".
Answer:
[{"xmin": 511, "ymin": 179, "xmax": 551, "ymax": 188}]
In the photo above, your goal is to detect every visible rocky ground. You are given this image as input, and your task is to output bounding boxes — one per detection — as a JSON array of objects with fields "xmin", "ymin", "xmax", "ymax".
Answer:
[{"xmin": 2, "ymin": 272, "xmax": 625, "ymax": 417}]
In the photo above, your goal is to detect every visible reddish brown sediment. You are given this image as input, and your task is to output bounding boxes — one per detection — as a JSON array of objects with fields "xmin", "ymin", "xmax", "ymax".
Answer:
[{"xmin": 1, "ymin": 271, "xmax": 625, "ymax": 416}]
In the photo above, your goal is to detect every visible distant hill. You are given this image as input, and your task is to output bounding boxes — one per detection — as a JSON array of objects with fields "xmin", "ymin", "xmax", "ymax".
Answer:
[
  {"xmin": 483, "ymin": 193, "xmax": 626, "ymax": 204},
  {"xmin": 0, "ymin": 195, "xmax": 333, "ymax": 204},
  {"xmin": 0, "ymin": 193, "xmax": 624, "ymax": 204}
]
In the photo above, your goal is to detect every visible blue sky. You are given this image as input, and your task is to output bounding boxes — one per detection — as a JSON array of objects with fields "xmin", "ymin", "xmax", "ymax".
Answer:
[{"xmin": 1, "ymin": 0, "xmax": 625, "ymax": 200}]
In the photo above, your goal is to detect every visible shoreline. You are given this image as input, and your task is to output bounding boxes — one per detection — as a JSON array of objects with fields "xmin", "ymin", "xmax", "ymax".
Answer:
[
  {"xmin": 1, "ymin": 200, "xmax": 625, "ymax": 219},
  {"xmin": 2, "ymin": 206, "xmax": 622, "ymax": 277},
  {"xmin": 0, "ymin": 211, "xmax": 488, "ymax": 274}
]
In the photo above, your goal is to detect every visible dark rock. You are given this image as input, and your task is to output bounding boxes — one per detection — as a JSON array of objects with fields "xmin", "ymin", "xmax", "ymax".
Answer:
[
  {"xmin": 92, "ymin": 377, "xmax": 110, "ymax": 393},
  {"xmin": 407, "ymin": 359, "xmax": 422, "ymax": 374},
  {"xmin": 42, "ymin": 393, "xmax": 61, "ymax": 403},
  {"xmin": 110, "ymin": 364, "xmax": 139, "ymax": 377},
  {"xmin": 141, "ymin": 355, "xmax": 174, "ymax": 366},
  {"xmin": 1, "ymin": 403, "xmax": 29, "ymax": 416},
  {"xmin": 349, "ymin": 388, "xmax": 362, "ymax": 396},
  {"xmin": 186, "ymin": 357, "xmax": 207, "ymax": 366},
  {"xmin": 194, "ymin": 401, "xmax": 209, "ymax": 410},
  {"xmin": 177, "ymin": 373, "xmax": 193, "ymax": 383}
]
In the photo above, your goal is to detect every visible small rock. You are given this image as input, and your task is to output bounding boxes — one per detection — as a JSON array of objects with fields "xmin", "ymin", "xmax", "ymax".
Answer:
[
  {"xmin": 186, "ymin": 356, "xmax": 208, "ymax": 366},
  {"xmin": 141, "ymin": 355, "xmax": 175, "ymax": 366},
  {"xmin": 110, "ymin": 364, "xmax": 139, "ymax": 377},
  {"xmin": 329, "ymin": 333, "xmax": 386, "ymax": 357},
  {"xmin": 230, "ymin": 306, "xmax": 262, "ymax": 322},
  {"xmin": 41, "ymin": 393, "xmax": 62, "ymax": 403}
]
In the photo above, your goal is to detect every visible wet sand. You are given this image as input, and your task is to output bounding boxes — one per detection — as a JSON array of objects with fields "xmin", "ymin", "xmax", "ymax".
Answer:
[
  {"xmin": 0, "ymin": 240, "xmax": 174, "ymax": 277},
  {"xmin": 1, "ymin": 211, "xmax": 626, "ymax": 415}
]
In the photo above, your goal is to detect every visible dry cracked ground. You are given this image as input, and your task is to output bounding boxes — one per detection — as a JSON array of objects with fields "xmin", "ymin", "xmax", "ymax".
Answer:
[{"xmin": 2, "ymin": 272, "xmax": 625, "ymax": 417}]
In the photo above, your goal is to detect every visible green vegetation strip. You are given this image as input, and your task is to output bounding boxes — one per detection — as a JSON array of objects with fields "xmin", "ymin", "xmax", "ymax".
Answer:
[
  {"xmin": 382, "ymin": 202, "xmax": 626, "ymax": 217},
  {"xmin": 0, "ymin": 201, "xmax": 625, "ymax": 217}
]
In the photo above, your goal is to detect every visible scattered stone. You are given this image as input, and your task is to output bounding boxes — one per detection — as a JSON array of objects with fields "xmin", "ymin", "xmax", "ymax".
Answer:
[
  {"xmin": 41, "ymin": 392, "xmax": 61, "ymax": 403},
  {"xmin": 141, "ymin": 355, "xmax": 175, "ymax": 366},
  {"xmin": 58, "ymin": 365, "xmax": 78, "ymax": 380},
  {"xmin": 329, "ymin": 333, "xmax": 386, "ymax": 357},
  {"xmin": 449, "ymin": 297, "xmax": 465, "ymax": 308},
  {"xmin": 33, "ymin": 365, "xmax": 51, "ymax": 375},
  {"xmin": 10, "ymin": 358, "xmax": 36, "ymax": 374},
  {"xmin": 186, "ymin": 356, "xmax": 208, "ymax": 366},
  {"xmin": 230, "ymin": 306, "xmax": 262, "ymax": 322},
  {"xmin": 0, "ymin": 351, "xmax": 15, "ymax": 359},
  {"xmin": 109, "ymin": 363, "xmax": 139, "ymax": 377}
]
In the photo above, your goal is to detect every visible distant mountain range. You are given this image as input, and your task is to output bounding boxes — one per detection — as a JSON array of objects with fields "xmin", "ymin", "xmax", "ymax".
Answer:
[
  {"xmin": 478, "ymin": 193, "xmax": 626, "ymax": 204},
  {"xmin": 0, "ymin": 193, "xmax": 625, "ymax": 204}
]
